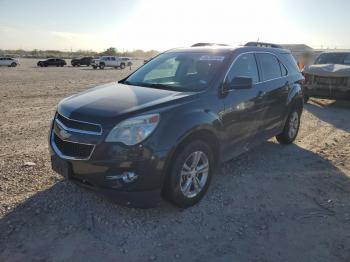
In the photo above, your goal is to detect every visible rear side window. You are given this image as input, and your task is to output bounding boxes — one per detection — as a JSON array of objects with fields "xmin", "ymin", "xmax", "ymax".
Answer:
[
  {"xmin": 256, "ymin": 53, "xmax": 282, "ymax": 81},
  {"xmin": 226, "ymin": 53, "xmax": 259, "ymax": 84},
  {"xmin": 280, "ymin": 62, "xmax": 288, "ymax": 76}
]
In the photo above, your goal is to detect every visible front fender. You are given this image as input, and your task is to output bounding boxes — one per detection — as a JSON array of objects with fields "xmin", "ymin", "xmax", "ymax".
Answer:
[{"xmin": 153, "ymin": 108, "xmax": 223, "ymax": 153}]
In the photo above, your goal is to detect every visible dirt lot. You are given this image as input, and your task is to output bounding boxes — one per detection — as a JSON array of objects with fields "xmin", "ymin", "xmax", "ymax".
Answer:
[{"xmin": 0, "ymin": 59, "xmax": 349, "ymax": 262}]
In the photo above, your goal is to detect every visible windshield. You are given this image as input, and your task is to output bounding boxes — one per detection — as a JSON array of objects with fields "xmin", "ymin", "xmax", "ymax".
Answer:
[
  {"xmin": 124, "ymin": 52, "xmax": 227, "ymax": 91},
  {"xmin": 315, "ymin": 53, "xmax": 350, "ymax": 65}
]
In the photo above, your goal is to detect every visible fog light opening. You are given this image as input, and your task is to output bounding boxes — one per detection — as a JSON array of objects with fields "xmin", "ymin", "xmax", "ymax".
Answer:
[
  {"xmin": 106, "ymin": 171, "xmax": 138, "ymax": 183},
  {"xmin": 122, "ymin": 172, "xmax": 138, "ymax": 183}
]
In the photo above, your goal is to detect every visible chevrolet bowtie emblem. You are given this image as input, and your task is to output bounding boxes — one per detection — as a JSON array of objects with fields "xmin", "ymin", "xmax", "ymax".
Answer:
[{"xmin": 59, "ymin": 128, "xmax": 71, "ymax": 140}]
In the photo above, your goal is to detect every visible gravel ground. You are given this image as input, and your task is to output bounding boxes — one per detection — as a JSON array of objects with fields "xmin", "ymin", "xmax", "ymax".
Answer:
[{"xmin": 0, "ymin": 59, "xmax": 349, "ymax": 262}]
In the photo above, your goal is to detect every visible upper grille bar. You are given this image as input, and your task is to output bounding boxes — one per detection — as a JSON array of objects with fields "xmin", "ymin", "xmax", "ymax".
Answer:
[{"xmin": 55, "ymin": 113, "xmax": 102, "ymax": 135}]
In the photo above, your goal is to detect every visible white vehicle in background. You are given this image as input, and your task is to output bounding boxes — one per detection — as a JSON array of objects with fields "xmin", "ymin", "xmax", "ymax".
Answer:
[
  {"xmin": 0, "ymin": 57, "xmax": 19, "ymax": 67},
  {"xmin": 91, "ymin": 56, "xmax": 131, "ymax": 69}
]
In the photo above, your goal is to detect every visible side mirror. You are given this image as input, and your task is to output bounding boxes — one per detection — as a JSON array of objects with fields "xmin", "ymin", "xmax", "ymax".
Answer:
[
  {"xmin": 222, "ymin": 76, "xmax": 253, "ymax": 93},
  {"xmin": 229, "ymin": 76, "xmax": 253, "ymax": 89}
]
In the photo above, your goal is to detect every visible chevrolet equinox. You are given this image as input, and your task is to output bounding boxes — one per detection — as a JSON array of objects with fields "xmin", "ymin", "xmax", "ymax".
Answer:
[{"xmin": 50, "ymin": 43, "xmax": 304, "ymax": 208}]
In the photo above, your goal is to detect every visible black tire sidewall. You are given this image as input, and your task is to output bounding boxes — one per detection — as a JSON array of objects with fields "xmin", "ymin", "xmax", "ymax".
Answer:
[
  {"xmin": 277, "ymin": 107, "xmax": 301, "ymax": 144},
  {"xmin": 165, "ymin": 140, "xmax": 214, "ymax": 207}
]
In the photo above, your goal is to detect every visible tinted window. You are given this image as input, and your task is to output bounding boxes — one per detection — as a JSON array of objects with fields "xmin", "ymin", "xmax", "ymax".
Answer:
[
  {"xmin": 280, "ymin": 62, "xmax": 288, "ymax": 76},
  {"xmin": 111, "ymin": 57, "xmax": 116, "ymax": 61},
  {"xmin": 226, "ymin": 53, "xmax": 259, "ymax": 84},
  {"xmin": 257, "ymin": 53, "xmax": 282, "ymax": 81}
]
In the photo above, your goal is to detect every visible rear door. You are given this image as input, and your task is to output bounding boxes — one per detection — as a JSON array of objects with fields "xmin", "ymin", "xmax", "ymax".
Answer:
[
  {"xmin": 255, "ymin": 53, "xmax": 289, "ymax": 134},
  {"xmin": 48, "ymin": 59, "xmax": 55, "ymax": 66},
  {"xmin": 221, "ymin": 53, "xmax": 266, "ymax": 157}
]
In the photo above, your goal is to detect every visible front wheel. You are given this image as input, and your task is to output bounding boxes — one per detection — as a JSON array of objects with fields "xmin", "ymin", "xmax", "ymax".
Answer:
[
  {"xmin": 164, "ymin": 140, "xmax": 214, "ymax": 208},
  {"xmin": 120, "ymin": 63, "xmax": 125, "ymax": 69},
  {"xmin": 99, "ymin": 63, "xmax": 105, "ymax": 69},
  {"xmin": 276, "ymin": 107, "xmax": 301, "ymax": 144},
  {"xmin": 10, "ymin": 62, "xmax": 17, "ymax": 67}
]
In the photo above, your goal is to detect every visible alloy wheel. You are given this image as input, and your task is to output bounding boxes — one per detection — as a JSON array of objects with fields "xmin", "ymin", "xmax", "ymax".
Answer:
[{"xmin": 180, "ymin": 151, "xmax": 209, "ymax": 198}]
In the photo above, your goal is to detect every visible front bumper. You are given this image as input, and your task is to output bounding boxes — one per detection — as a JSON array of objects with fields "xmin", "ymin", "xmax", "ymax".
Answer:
[
  {"xmin": 303, "ymin": 84, "xmax": 350, "ymax": 100},
  {"xmin": 49, "ymin": 127, "xmax": 170, "ymax": 208}
]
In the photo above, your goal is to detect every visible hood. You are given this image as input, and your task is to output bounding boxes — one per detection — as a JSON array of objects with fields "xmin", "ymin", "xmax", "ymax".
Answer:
[
  {"xmin": 58, "ymin": 82, "xmax": 195, "ymax": 125},
  {"xmin": 304, "ymin": 64, "xmax": 350, "ymax": 77}
]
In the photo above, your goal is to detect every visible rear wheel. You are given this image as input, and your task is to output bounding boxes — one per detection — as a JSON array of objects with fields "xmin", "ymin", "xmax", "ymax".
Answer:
[
  {"xmin": 10, "ymin": 62, "xmax": 16, "ymax": 67},
  {"xmin": 164, "ymin": 140, "xmax": 214, "ymax": 208},
  {"xmin": 99, "ymin": 63, "xmax": 105, "ymax": 69},
  {"xmin": 276, "ymin": 107, "xmax": 301, "ymax": 144},
  {"xmin": 120, "ymin": 63, "xmax": 125, "ymax": 69}
]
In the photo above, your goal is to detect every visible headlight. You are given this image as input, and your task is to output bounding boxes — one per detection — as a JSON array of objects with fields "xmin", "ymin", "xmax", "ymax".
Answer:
[{"xmin": 105, "ymin": 114, "xmax": 160, "ymax": 145}]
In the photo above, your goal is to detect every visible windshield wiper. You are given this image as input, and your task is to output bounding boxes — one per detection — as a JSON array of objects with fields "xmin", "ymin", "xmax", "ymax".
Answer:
[
  {"xmin": 141, "ymin": 83, "xmax": 178, "ymax": 90},
  {"xmin": 119, "ymin": 81, "xmax": 185, "ymax": 91}
]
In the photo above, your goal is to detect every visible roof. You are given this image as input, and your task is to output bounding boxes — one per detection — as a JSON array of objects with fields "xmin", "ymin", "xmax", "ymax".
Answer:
[{"xmin": 167, "ymin": 45, "xmax": 290, "ymax": 55}]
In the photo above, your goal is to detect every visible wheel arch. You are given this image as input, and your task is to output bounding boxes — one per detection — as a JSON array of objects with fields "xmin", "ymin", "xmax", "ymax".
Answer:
[{"xmin": 161, "ymin": 127, "xmax": 221, "ymax": 195}]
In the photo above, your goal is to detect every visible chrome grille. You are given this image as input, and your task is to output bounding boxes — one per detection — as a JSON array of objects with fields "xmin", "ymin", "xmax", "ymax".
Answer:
[
  {"xmin": 56, "ymin": 113, "xmax": 102, "ymax": 135},
  {"xmin": 52, "ymin": 133, "xmax": 94, "ymax": 160}
]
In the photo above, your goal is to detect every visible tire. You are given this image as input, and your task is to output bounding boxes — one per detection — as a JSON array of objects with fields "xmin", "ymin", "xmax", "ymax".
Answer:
[
  {"xmin": 99, "ymin": 63, "xmax": 105, "ymax": 69},
  {"xmin": 120, "ymin": 63, "xmax": 125, "ymax": 69},
  {"xmin": 304, "ymin": 95, "xmax": 309, "ymax": 103},
  {"xmin": 10, "ymin": 62, "xmax": 17, "ymax": 67},
  {"xmin": 276, "ymin": 106, "xmax": 301, "ymax": 144},
  {"xmin": 92, "ymin": 65, "xmax": 97, "ymax": 69},
  {"xmin": 164, "ymin": 140, "xmax": 214, "ymax": 208}
]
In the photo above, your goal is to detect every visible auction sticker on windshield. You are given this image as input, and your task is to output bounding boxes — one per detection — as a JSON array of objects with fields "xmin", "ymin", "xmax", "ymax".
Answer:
[{"xmin": 199, "ymin": 55, "xmax": 225, "ymax": 61}]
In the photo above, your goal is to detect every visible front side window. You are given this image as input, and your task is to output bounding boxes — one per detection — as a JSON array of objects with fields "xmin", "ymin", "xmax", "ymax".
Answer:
[
  {"xmin": 226, "ymin": 53, "xmax": 259, "ymax": 84},
  {"xmin": 257, "ymin": 53, "xmax": 282, "ymax": 81},
  {"xmin": 124, "ymin": 52, "xmax": 227, "ymax": 91}
]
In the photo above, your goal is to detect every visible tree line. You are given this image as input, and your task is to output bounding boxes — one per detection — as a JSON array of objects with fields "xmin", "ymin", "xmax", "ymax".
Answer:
[{"xmin": 0, "ymin": 47, "xmax": 159, "ymax": 59}]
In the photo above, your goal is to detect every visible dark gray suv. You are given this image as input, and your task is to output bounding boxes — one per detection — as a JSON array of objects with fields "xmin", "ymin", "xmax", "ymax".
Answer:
[{"xmin": 50, "ymin": 43, "xmax": 304, "ymax": 208}]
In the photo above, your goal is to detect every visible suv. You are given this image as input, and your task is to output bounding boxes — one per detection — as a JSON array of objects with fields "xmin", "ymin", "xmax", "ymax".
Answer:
[
  {"xmin": 71, "ymin": 57, "xmax": 93, "ymax": 67},
  {"xmin": 91, "ymin": 56, "xmax": 131, "ymax": 69},
  {"xmin": 302, "ymin": 52, "xmax": 350, "ymax": 101},
  {"xmin": 50, "ymin": 43, "xmax": 304, "ymax": 208},
  {"xmin": 0, "ymin": 57, "xmax": 19, "ymax": 67},
  {"xmin": 37, "ymin": 58, "xmax": 66, "ymax": 67}
]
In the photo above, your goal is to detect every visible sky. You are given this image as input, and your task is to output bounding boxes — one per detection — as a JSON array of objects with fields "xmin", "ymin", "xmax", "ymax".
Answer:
[{"xmin": 0, "ymin": 0, "xmax": 350, "ymax": 52}]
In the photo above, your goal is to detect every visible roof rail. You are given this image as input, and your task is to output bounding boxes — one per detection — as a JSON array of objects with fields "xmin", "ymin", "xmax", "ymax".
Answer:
[
  {"xmin": 191, "ymin": 43, "xmax": 229, "ymax": 47},
  {"xmin": 244, "ymin": 42, "xmax": 282, "ymax": 48}
]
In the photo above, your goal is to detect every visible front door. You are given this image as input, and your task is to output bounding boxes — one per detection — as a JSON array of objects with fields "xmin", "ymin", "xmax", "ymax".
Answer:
[{"xmin": 220, "ymin": 53, "xmax": 267, "ymax": 159}]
